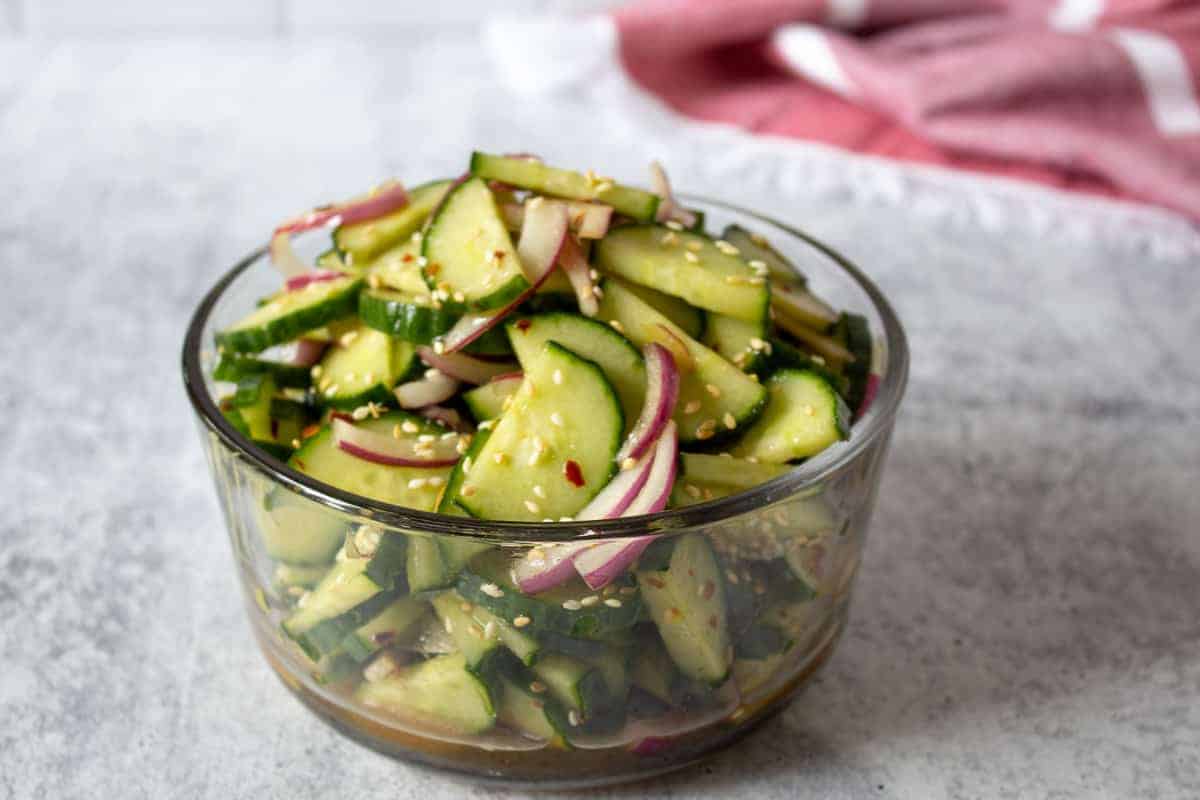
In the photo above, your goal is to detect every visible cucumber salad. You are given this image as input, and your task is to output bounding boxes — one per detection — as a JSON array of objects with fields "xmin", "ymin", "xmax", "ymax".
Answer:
[{"xmin": 212, "ymin": 153, "xmax": 877, "ymax": 755}]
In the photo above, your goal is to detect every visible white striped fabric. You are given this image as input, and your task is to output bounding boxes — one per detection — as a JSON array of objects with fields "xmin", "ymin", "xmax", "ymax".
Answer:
[
  {"xmin": 1049, "ymin": 0, "xmax": 1105, "ymax": 33},
  {"xmin": 773, "ymin": 24, "xmax": 857, "ymax": 97},
  {"xmin": 1109, "ymin": 27, "xmax": 1200, "ymax": 137}
]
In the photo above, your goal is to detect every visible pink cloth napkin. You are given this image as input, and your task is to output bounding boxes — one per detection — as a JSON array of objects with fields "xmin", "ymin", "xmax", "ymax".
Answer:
[{"xmin": 613, "ymin": 0, "xmax": 1200, "ymax": 220}]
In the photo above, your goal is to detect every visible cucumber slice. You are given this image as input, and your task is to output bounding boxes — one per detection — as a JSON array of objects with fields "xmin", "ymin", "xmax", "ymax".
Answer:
[
  {"xmin": 216, "ymin": 276, "xmax": 362, "ymax": 353},
  {"xmin": 462, "ymin": 378, "xmax": 520, "ymax": 422},
  {"xmin": 313, "ymin": 324, "xmax": 418, "ymax": 410},
  {"xmin": 357, "ymin": 288, "xmax": 460, "ymax": 343},
  {"xmin": 256, "ymin": 487, "xmax": 346, "ymax": 566},
  {"xmin": 431, "ymin": 592, "xmax": 516, "ymax": 686},
  {"xmin": 436, "ymin": 427, "xmax": 489, "ymax": 514},
  {"xmin": 597, "ymin": 278, "xmax": 766, "ymax": 445},
  {"xmin": 579, "ymin": 645, "xmax": 631, "ymax": 702},
  {"xmin": 630, "ymin": 632, "xmax": 684, "ymax": 705},
  {"xmin": 341, "ymin": 596, "xmax": 428, "ymax": 663},
  {"xmin": 721, "ymin": 224, "xmax": 806, "ymax": 286},
  {"xmin": 735, "ymin": 620, "xmax": 794, "ymax": 660},
  {"xmin": 497, "ymin": 675, "xmax": 573, "ymax": 749},
  {"xmin": 703, "ymin": 312, "xmax": 769, "ymax": 374},
  {"xmin": 365, "ymin": 237, "xmax": 431, "ymax": 294},
  {"xmin": 679, "ymin": 453, "xmax": 789, "ymax": 490},
  {"xmin": 422, "ymin": 177, "xmax": 527, "ymax": 309},
  {"xmin": 469, "ymin": 152, "xmax": 660, "ymax": 221},
  {"xmin": 333, "ymin": 179, "xmax": 454, "ymax": 265},
  {"xmin": 636, "ymin": 534, "xmax": 732, "ymax": 685},
  {"xmin": 619, "ymin": 281, "xmax": 705, "ymax": 339},
  {"xmin": 457, "ymin": 341, "xmax": 622, "ymax": 522},
  {"xmin": 506, "ymin": 312, "xmax": 645, "ymax": 430},
  {"xmin": 315, "ymin": 248, "xmax": 347, "ymax": 272},
  {"xmin": 437, "ymin": 538, "xmax": 494, "ymax": 574},
  {"xmin": 731, "ymin": 369, "xmax": 850, "ymax": 463},
  {"xmin": 213, "ymin": 353, "xmax": 311, "ymax": 389},
  {"xmin": 273, "ymin": 562, "xmax": 330, "ymax": 590},
  {"xmin": 355, "ymin": 652, "xmax": 496, "ymax": 735},
  {"xmin": 833, "ymin": 312, "xmax": 873, "ymax": 413},
  {"xmin": 763, "ymin": 337, "xmax": 850, "ymax": 397},
  {"xmin": 595, "ymin": 224, "xmax": 768, "ymax": 323},
  {"xmin": 457, "ymin": 552, "xmax": 643, "ymax": 641},
  {"xmin": 230, "ymin": 374, "xmax": 275, "ymax": 441},
  {"xmin": 406, "ymin": 535, "xmax": 451, "ymax": 593},
  {"xmin": 531, "ymin": 652, "xmax": 608, "ymax": 720},
  {"xmin": 288, "ymin": 411, "xmax": 456, "ymax": 511},
  {"xmin": 282, "ymin": 558, "xmax": 397, "ymax": 659}
]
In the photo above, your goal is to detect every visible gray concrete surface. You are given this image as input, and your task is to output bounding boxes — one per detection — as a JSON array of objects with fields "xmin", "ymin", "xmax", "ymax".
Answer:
[{"xmin": 1, "ymin": 33, "xmax": 1198, "ymax": 800}]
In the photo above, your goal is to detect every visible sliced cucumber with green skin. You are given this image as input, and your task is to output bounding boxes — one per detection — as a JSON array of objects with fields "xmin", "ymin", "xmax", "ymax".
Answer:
[
  {"xmin": 334, "ymin": 179, "xmax": 454, "ymax": 265},
  {"xmin": 703, "ymin": 312, "xmax": 770, "ymax": 374},
  {"xmin": 763, "ymin": 337, "xmax": 849, "ymax": 397},
  {"xmin": 620, "ymin": 281, "xmax": 705, "ymax": 340},
  {"xmin": 341, "ymin": 596, "xmax": 428, "ymax": 663},
  {"xmin": 358, "ymin": 288, "xmax": 461, "ymax": 342},
  {"xmin": 579, "ymin": 645, "xmax": 631, "ymax": 702},
  {"xmin": 231, "ymin": 374, "xmax": 275, "ymax": 441},
  {"xmin": 531, "ymin": 652, "xmax": 608, "ymax": 720},
  {"xmin": 630, "ymin": 631, "xmax": 684, "ymax": 705},
  {"xmin": 506, "ymin": 312, "xmax": 645, "ymax": 431},
  {"xmin": 457, "ymin": 342, "xmax": 622, "ymax": 522},
  {"xmin": 721, "ymin": 224, "xmax": 807, "ymax": 286},
  {"xmin": 784, "ymin": 539, "xmax": 834, "ymax": 598},
  {"xmin": 597, "ymin": 278, "xmax": 766, "ymax": 445},
  {"xmin": 273, "ymin": 562, "xmax": 330, "ymax": 590},
  {"xmin": 679, "ymin": 453, "xmax": 789, "ymax": 490},
  {"xmin": 216, "ymin": 276, "xmax": 362, "ymax": 353},
  {"xmin": 636, "ymin": 534, "xmax": 732, "ymax": 685},
  {"xmin": 431, "ymin": 592, "xmax": 518, "ymax": 687},
  {"xmin": 213, "ymin": 354, "xmax": 311, "ymax": 389},
  {"xmin": 407, "ymin": 535, "xmax": 451, "ymax": 593},
  {"xmin": 833, "ymin": 312, "xmax": 873, "ymax": 413},
  {"xmin": 596, "ymin": 224, "xmax": 769, "ymax": 323},
  {"xmin": 436, "ymin": 427, "xmax": 489, "ymax": 514},
  {"xmin": 469, "ymin": 152, "xmax": 660, "ymax": 221},
  {"xmin": 363, "ymin": 531, "xmax": 410, "ymax": 591},
  {"xmin": 731, "ymin": 369, "xmax": 850, "ymax": 463},
  {"xmin": 497, "ymin": 675, "xmax": 573, "ymax": 749},
  {"xmin": 355, "ymin": 652, "xmax": 496, "ymax": 735},
  {"xmin": 313, "ymin": 324, "xmax": 418, "ymax": 410},
  {"xmin": 288, "ymin": 411, "xmax": 455, "ymax": 511},
  {"xmin": 422, "ymin": 177, "xmax": 528, "ymax": 309},
  {"xmin": 257, "ymin": 488, "xmax": 346, "ymax": 566},
  {"xmin": 462, "ymin": 377, "xmax": 520, "ymax": 422},
  {"xmin": 364, "ymin": 237, "xmax": 429, "ymax": 294},
  {"xmin": 282, "ymin": 557, "xmax": 392, "ymax": 659},
  {"xmin": 437, "ymin": 538, "xmax": 495, "ymax": 574},
  {"xmin": 457, "ymin": 552, "xmax": 643, "ymax": 641},
  {"xmin": 735, "ymin": 619, "xmax": 793, "ymax": 660}
]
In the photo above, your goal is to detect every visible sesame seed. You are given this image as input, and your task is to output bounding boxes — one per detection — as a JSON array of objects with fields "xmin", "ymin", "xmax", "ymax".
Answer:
[
  {"xmin": 580, "ymin": 595, "xmax": 600, "ymax": 607},
  {"xmin": 493, "ymin": 452, "xmax": 508, "ymax": 465},
  {"xmin": 749, "ymin": 337, "xmax": 766, "ymax": 350},
  {"xmin": 594, "ymin": 181, "xmax": 614, "ymax": 194},
  {"xmin": 428, "ymin": 476, "xmax": 444, "ymax": 487},
  {"xmin": 685, "ymin": 484, "xmax": 701, "ymax": 498},
  {"xmin": 441, "ymin": 431, "xmax": 457, "ymax": 440},
  {"xmin": 483, "ymin": 620, "xmax": 498, "ymax": 639},
  {"xmin": 686, "ymin": 241, "xmax": 703, "ymax": 252},
  {"xmin": 593, "ymin": 285, "xmax": 604, "ymax": 298},
  {"xmin": 661, "ymin": 232, "xmax": 679, "ymax": 246},
  {"xmin": 339, "ymin": 330, "xmax": 359, "ymax": 347},
  {"xmin": 416, "ymin": 256, "xmax": 428, "ymax": 267},
  {"xmin": 418, "ymin": 434, "xmax": 436, "ymax": 443},
  {"xmin": 725, "ymin": 275, "xmax": 747, "ymax": 285},
  {"xmin": 562, "ymin": 599, "xmax": 582, "ymax": 610},
  {"xmin": 665, "ymin": 220, "xmax": 684, "ymax": 231},
  {"xmin": 392, "ymin": 424, "xmax": 403, "ymax": 439},
  {"xmin": 527, "ymin": 450, "xmax": 542, "ymax": 466},
  {"xmin": 529, "ymin": 681, "xmax": 547, "ymax": 693},
  {"xmin": 604, "ymin": 598, "xmax": 623, "ymax": 608},
  {"xmin": 695, "ymin": 420, "xmax": 717, "ymax": 440},
  {"xmin": 715, "ymin": 240, "xmax": 740, "ymax": 256},
  {"xmin": 684, "ymin": 251, "xmax": 699, "ymax": 264},
  {"xmin": 552, "ymin": 369, "xmax": 563, "ymax": 385},
  {"xmin": 324, "ymin": 384, "xmax": 339, "ymax": 397},
  {"xmin": 480, "ymin": 583, "xmax": 504, "ymax": 598},
  {"xmin": 621, "ymin": 457, "xmax": 637, "ymax": 471},
  {"xmin": 684, "ymin": 400, "xmax": 701, "ymax": 414},
  {"xmin": 433, "ymin": 340, "xmax": 445, "ymax": 354},
  {"xmin": 478, "ymin": 419, "xmax": 495, "ymax": 430},
  {"xmin": 705, "ymin": 383, "xmax": 722, "ymax": 398},
  {"xmin": 402, "ymin": 420, "xmax": 420, "ymax": 434},
  {"xmin": 310, "ymin": 365, "xmax": 323, "ymax": 378},
  {"xmin": 804, "ymin": 404, "xmax": 815, "ymax": 416},
  {"xmin": 524, "ymin": 499, "xmax": 541, "ymax": 514},
  {"xmin": 559, "ymin": 516, "xmax": 574, "ymax": 522},
  {"xmin": 723, "ymin": 413, "xmax": 737, "ymax": 430},
  {"xmin": 462, "ymin": 456, "xmax": 473, "ymax": 474},
  {"xmin": 568, "ymin": 710, "xmax": 581, "ymax": 727},
  {"xmin": 550, "ymin": 412, "xmax": 564, "ymax": 427},
  {"xmin": 468, "ymin": 623, "xmax": 484, "ymax": 638},
  {"xmin": 513, "ymin": 615, "xmax": 531, "ymax": 628},
  {"xmin": 748, "ymin": 259, "xmax": 767, "ymax": 270},
  {"xmin": 290, "ymin": 438, "xmax": 301, "ymax": 449},
  {"xmin": 411, "ymin": 231, "xmax": 423, "ymax": 243},
  {"xmin": 589, "ymin": 269, "xmax": 599, "ymax": 281},
  {"xmin": 456, "ymin": 438, "xmax": 470, "ymax": 455},
  {"xmin": 364, "ymin": 372, "xmax": 376, "ymax": 384},
  {"xmin": 407, "ymin": 478, "xmax": 427, "ymax": 490},
  {"xmin": 609, "ymin": 319, "xmax": 625, "ymax": 333},
  {"xmin": 367, "ymin": 273, "xmax": 381, "ymax": 289},
  {"xmin": 462, "ymin": 484, "xmax": 477, "ymax": 497},
  {"xmin": 532, "ymin": 484, "xmax": 546, "ymax": 499},
  {"xmin": 352, "ymin": 406, "xmax": 370, "ymax": 421},
  {"xmin": 748, "ymin": 276, "xmax": 765, "ymax": 285}
]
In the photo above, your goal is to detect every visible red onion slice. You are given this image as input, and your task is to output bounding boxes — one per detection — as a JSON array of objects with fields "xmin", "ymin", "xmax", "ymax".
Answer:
[
  {"xmin": 290, "ymin": 338, "xmax": 327, "ymax": 367},
  {"xmin": 275, "ymin": 180, "xmax": 409, "ymax": 236},
  {"xmin": 513, "ymin": 542, "xmax": 595, "ymax": 595},
  {"xmin": 268, "ymin": 232, "xmax": 311, "ymax": 279},
  {"xmin": 393, "ymin": 370, "xmax": 460, "ymax": 409},
  {"xmin": 856, "ymin": 373, "xmax": 880, "ymax": 420},
  {"xmin": 622, "ymin": 420, "xmax": 678, "ymax": 517},
  {"xmin": 420, "ymin": 405, "xmax": 473, "ymax": 432},
  {"xmin": 576, "ymin": 448, "xmax": 656, "ymax": 521},
  {"xmin": 332, "ymin": 417, "xmax": 459, "ymax": 467},
  {"xmin": 647, "ymin": 323, "xmax": 695, "ymax": 374},
  {"xmin": 616, "ymin": 343, "xmax": 679, "ymax": 464},
  {"xmin": 416, "ymin": 347, "xmax": 519, "ymax": 385},
  {"xmin": 558, "ymin": 236, "xmax": 599, "ymax": 317},
  {"xmin": 648, "ymin": 161, "xmax": 698, "ymax": 229},
  {"xmin": 516, "ymin": 199, "xmax": 570, "ymax": 286},
  {"xmin": 574, "ymin": 537, "xmax": 653, "ymax": 591},
  {"xmin": 501, "ymin": 201, "xmax": 612, "ymax": 240},
  {"xmin": 284, "ymin": 269, "xmax": 344, "ymax": 292}
]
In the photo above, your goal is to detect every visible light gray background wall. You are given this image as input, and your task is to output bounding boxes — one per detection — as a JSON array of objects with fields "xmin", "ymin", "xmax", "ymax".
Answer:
[{"xmin": 0, "ymin": 0, "xmax": 619, "ymax": 36}]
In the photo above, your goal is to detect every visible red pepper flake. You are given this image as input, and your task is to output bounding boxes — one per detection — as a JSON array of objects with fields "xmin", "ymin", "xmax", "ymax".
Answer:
[
  {"xmin": 426, "ymin": 262, "xmax": 441, "ymax": 276},
  {"xmin": 515, "ymin": 318, "xmax": 532, "ymax": 333},
  {"xmin": 401, "ymin": 253, "xmax": 415, "ymax": 263},
  {"xmin": 301, "ymin": 423, "xmax": 321, "ymax": 439},
  {"xmin": 329, "ymin": 411, "xmax": 355, "ymax": 425},
  {"xmin": 563, "ymin": 459, "xmax": 585, "ymax": 487}
]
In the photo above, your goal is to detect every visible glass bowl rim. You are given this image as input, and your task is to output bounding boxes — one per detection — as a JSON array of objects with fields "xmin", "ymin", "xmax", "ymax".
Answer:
[{"xmin": 182, "ymin": 195, "xmax": 909, "ymax": 542}]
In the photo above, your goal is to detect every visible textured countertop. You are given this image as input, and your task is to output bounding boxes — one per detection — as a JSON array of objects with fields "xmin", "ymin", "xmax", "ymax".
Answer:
[{"xmin": 2, "ymin": 30, "xmax": 1198, "ymax": 800}]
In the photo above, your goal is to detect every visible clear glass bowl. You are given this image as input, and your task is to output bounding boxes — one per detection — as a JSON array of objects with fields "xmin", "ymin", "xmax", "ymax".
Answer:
[{"xmin": 181, "ymin": 197, "xmax": 908, "ymax": 788}]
